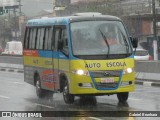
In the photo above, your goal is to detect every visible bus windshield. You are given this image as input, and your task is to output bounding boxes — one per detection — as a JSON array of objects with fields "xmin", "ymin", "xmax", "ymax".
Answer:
[{"xmin": 71, "ymin": 21, "xmax": 132, "ymax": 59}]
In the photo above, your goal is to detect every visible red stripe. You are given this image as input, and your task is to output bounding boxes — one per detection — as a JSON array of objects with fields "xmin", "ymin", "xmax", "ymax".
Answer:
[{"xmin": 23, "ymin": 50, "xmax": 38, "ymax": 57}]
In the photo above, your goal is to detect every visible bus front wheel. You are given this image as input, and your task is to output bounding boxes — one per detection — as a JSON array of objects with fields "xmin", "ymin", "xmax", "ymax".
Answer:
[
  {"xmin": 63, "ymin": 80, "xmax": 74, "ymax": 104},
  {"xmin": 117, "ymin": 92, "xmax": 129, "ymax": 103}
]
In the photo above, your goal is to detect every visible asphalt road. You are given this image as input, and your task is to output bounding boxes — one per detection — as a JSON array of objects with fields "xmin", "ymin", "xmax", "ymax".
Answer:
[{"xmin": 0, "ymin": 71, "xmax": 160, "ymax": 120}]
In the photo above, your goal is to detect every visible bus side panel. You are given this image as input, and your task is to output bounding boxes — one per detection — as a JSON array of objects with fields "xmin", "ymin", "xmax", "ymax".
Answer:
[
  {"xmin": 24, "ymin": 65, "xmax": 35, "ymax": 85},
  {"xmin": 23, "ymin": 50, "xmax": 56, "ymax": 91}
]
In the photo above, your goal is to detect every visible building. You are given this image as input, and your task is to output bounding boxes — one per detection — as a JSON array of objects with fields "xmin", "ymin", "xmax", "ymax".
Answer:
[{"xmin": 53, "ymin": 0, "xmax": 160, "ymax": 56}]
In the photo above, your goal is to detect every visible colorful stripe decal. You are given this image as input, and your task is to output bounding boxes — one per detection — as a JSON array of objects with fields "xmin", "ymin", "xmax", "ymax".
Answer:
[{"xmin": 23, "ymin": 50, "xmax": 68, "ymax": 59}]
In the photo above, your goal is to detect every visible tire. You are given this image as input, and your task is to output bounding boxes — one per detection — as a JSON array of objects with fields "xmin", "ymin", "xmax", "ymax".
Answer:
[
  {"xmin": 35, "ymin": 75, "xmax": 53, "ymax": 99},
  {"xmin": 63, "ymin": 80, "xmax": 74, "ymax": 104},
  {"xmin": 80, "ymin": 96, "xmax": 97, "ymax": 105},
  {"xmin": 117, "ymin": 92, "xmax": 129, "ymax": 103}
]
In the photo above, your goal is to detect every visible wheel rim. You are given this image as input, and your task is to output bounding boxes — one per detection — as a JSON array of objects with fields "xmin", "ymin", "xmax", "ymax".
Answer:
[{"xmin": 36, "ymin": 80, "xmax": 41, "ymax": 95}]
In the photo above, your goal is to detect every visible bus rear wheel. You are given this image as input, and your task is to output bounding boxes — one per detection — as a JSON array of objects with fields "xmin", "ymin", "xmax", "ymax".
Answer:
[
  {"xmin": 117, "ymin": 92, "xmax": 129, "ymax": 103},
  {"xmin": 35, "ymin": 76, "xmax": 53, "ymax": 99},
  {"xmin": 63, "ymin": 80, "xmax": 74, "ymax": 104}
]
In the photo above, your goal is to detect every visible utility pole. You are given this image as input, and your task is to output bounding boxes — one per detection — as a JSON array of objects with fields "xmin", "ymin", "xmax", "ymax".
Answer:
[
  {"xmin": 13, "ymin": 6, "xmax": 17, "ymax": 40},
  {"xmin": 53, "ymin": 0, "xmax": 56, "ymax": 16},
  {"xmin": 17, "ymin": 0, "xmax": 22, "ymax": 41},
  {"xmin": 152, "ymin": 0, "xmax": 158, "ymax": 60},
  {"xmin": 17, "ymin": 0, "xmax": 22, "ymax": 15}
]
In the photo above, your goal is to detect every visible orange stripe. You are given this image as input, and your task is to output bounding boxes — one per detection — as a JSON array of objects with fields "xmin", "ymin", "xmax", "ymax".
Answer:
[{"xmin": 43, "ymin": 82, "xmax": 55, "ymax": 89}]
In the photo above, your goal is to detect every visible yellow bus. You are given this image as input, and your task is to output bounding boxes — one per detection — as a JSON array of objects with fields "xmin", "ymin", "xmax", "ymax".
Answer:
[{"xmin": 23, "ymin": 14, "xmax": 137, "ymax": 104}]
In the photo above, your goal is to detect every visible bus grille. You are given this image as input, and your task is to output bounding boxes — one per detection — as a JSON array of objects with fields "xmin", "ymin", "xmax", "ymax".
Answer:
[
  {"xmin": 96, "ymin": 82, "xmax": 118, "ymax": 89},
  {"xmin": 91, "ymin": 70, "xmax": 121, "ymax": 78}
]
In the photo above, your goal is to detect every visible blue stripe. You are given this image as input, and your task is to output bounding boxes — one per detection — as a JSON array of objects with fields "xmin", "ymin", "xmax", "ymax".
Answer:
[
  {"xmin": 38, "ymin": 50, "xmax": 68, "ymax": 60},
  {"xmin": 128, "ymin": 54, "xmax": 134, "ymax": 58},
  {"xmin": 28, "ymin": 17, "xmax": 69, "ymax": 27},
  {"xmin": 38, "ymin": 50, "xmax": 52, "ymax": 58},
  {"xmin": 38, "ymin": 50, "xmax": 134, "ymax": 60}
]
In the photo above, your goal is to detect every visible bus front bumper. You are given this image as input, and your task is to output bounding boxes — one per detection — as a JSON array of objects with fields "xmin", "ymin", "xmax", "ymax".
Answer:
[{"xmin": 69, "ymin": 73, "xmax": 135, "ymax": 95}]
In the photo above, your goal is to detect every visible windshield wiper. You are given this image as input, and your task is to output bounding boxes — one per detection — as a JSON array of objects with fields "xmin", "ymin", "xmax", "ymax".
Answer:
[{"xmin": 99, "ymin": 28, "xmax": 110, "ymax": 57}]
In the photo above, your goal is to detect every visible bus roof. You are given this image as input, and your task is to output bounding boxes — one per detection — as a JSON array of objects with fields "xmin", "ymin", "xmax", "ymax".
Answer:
[{"xmin": 27, "ymin": 15, "xmax": 121, "ymax": 27}]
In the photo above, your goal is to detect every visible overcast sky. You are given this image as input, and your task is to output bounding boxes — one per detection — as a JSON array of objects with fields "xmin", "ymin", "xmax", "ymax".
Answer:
[{"xmin": 21, "ymin": 0, "xmax": 53, "ymax": 17}]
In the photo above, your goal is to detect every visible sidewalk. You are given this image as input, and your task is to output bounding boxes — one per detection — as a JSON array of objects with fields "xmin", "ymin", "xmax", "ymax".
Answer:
[
  {"xmin": 135, "ymin": 61, "xmax": 160, "ymax": 87},
  {"xmin": 0, "ymin": 63, "xmax": 23, "ymax": 73},
  {"xmin": 135, "ymin": 72, "xmax": 160, "ymax": 87}
]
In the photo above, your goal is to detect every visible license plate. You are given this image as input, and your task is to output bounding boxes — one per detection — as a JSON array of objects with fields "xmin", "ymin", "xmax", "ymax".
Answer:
[{"xmin": 101, "ymin": 78, "xmax": 114, "ymax": 83}]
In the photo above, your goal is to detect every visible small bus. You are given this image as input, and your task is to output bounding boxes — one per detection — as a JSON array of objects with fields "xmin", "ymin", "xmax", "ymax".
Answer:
[{"xmin": 23, "ymin": 13, "xmax": 137, "ymax": 104}]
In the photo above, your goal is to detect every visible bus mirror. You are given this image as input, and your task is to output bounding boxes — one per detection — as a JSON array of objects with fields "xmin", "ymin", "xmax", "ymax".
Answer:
[{"xmin": 130, "ymin": 37, "xmax": 138, "ymax": 48}]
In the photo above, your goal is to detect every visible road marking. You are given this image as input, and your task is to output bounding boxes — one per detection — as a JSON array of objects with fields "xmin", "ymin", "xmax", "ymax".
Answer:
[
  {"xmin": 89, "ymin": 117, "xmax": 103, "ymax": 120},
  {"xmin": 13, "ymin": 82, "xmax": 24, "ymax": 85},
  {"xmin": 0, "ymin": 95, "xmax": 10, "ymax": 99},
  {"xmin": 35, "ymin": 103, "xmax": 55, "ymax": 109},
  {"xmin": 99, "ymin": 103, "xmax": 117, "ymax": 107},
  {"xmin": 129, "ymin": 98, "xmax": 141, "ymax": 101},
  {"xmin": 143, "ymin": 82, "xmax": 152, "ymax": 86}
]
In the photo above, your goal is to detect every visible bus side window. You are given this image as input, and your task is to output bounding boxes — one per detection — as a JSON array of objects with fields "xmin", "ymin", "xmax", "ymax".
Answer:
[
  {"xmin": 29, "ymin": 28, "xmax": 33, "ymax": 49},
  {"xmin": 44, "ymin": 28, "xmax": 49, "ymax": 50},
  {"xmin": 48, "ymin": 27, "xmax": 53, "ymax": 50},
  {"xmin": 55, "ymin": 28, "xmax": 61, "ymax": 50},
  {"xmin": 24, "ymin": 27, "xmax": 30, "ymax": 49},
  {"xmin": 32, "ymin": 28, "xmax": 37, "ymax": 49},
  {"xmin": 54, "ymin": 26, "xmax": 67, "ymax": 54},
  {"xmin": 61, "ymin": 28, "xmax": 68, "ymax": 55},
  {"xmin": 39, "ymin": 28, "xmax": 45, "ymax": 49},
  {"xmin": 36, "ymin": 28, "xmax": 41, "ymax": 49}
]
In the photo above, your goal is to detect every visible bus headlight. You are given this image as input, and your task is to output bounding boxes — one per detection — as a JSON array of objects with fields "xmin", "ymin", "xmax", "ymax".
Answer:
[
  {"xmin": 123, "ymin": 68, "xmax": 134, "ymax": 74},
  {"xmin": 72, "ymin": 69, "xmax": 89, "ymax": 76}
]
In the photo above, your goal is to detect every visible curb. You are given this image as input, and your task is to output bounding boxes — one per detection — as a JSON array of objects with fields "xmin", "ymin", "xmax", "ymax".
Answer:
[
  {"xmin": 135, "ymin": 80, "xmax": 160, "ymax": 87},
  {"xmin": 0, "ymin": 63, "xmax": 23, "ymax": 73},
  {"xmin": 0, "ymin": 63, "xmax": 23, "ymax": 69}
]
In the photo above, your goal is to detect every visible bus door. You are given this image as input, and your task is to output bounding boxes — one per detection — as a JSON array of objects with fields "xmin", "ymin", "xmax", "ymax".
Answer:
[
  {"xmin": 54, "ymin": 26, "xmax": 70, "ymax": 90},
  {"xmin": 41, "ymin": 27, "xmax": 56, "ymax": 91}
]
